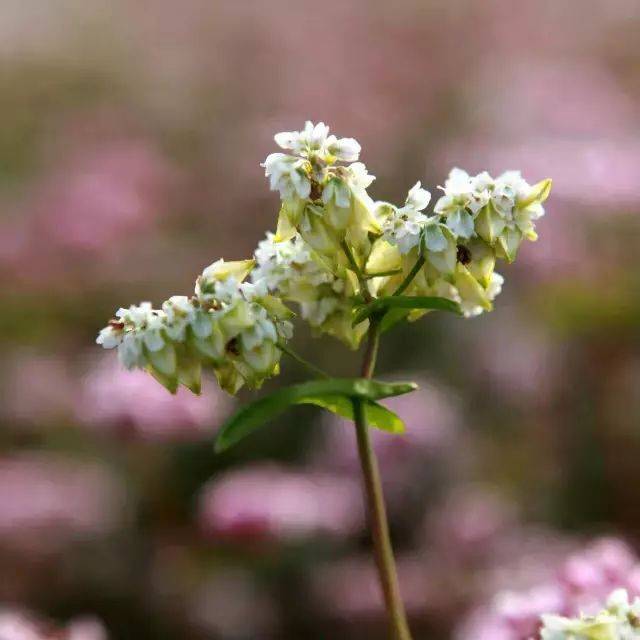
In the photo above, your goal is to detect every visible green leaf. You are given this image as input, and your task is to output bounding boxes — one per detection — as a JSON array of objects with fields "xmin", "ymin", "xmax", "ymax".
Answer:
[
  {"xmin": 215, "ymin": 378, "xmax": 417, "ymax": 452},
  {"xmin": 379, "ymin": 307, "xmax": 410, "ymax": 334},
  {"xmin": 352, "ymin": 296, "xmax": 462, "ymax": 327},
  {"xmin": 296, "ymin": 395, "xmax": 405, "ymax": 434}
]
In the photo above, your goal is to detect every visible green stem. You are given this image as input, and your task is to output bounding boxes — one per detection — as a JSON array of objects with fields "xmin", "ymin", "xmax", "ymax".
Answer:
[
  {"xmin": 352, "ymin": 320, "xmax": 413, "ymax": 640},
  {"xmin": 392, "ymin": 254, "xmax": 425, "ymax": 297},
  {"xmin": 341, "ymin": 240, "xmax": 372, "ymax": 303},
  {"xmin": 276, "ymin": 342, "xmax": 330, "ymax": 379},
  {"xmin": 363, "ymin": 268, "xmax": 403, "ymax": 279}
]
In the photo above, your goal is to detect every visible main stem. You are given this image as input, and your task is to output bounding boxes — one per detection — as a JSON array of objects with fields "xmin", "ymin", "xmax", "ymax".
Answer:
[{"xmin": 353, "ymin": 319, "xmax": 413, "ymax": 640}]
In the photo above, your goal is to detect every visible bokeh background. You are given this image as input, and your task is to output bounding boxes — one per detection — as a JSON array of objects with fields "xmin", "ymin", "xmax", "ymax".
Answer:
[{"xmin": 1, "ymin": 1, "xmax": 639, "ymax": 638}]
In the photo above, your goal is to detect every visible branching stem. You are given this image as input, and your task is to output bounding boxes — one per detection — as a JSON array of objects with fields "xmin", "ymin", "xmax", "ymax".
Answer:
[
  {"xmin": 276, "ymin": 342, "xmax": 330, "ymax": 379},
  {"xmin": 341, "ymin": 240, "xmax": 373, "ymax": 303}
]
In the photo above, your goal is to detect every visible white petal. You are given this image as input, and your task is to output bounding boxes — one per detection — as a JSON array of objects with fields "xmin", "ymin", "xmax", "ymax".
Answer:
[
  {"xmin": 405, "ymin": 181, "xmax": 431, "ymax": 211},
  {"xmin": 446, "ymin": 209, "xmax": 475, "ymax": 238},
  {"xmin": 424, "ymin": 224, "xmax": 448, "ymax": 252},
  {"xmin": 332, "ymin": 137, "xmax": 361, "ymax": 162}
]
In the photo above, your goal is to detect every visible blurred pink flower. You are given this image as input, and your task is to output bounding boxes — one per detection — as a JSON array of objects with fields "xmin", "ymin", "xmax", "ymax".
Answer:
[
  {"xmin": 188, "ymin": 568, "xmax": 278, "ymax": 638},
  {"xmin": 469, "ymin": 316, "xmax": 562, "ymax": 404},
  {"xmin": 0, "ymin": 137, "xmax": 177, "ymax": 288},
  {"xmin": 2, "ymin": 353, "xmax": 76, "ymax": 427},
  {"xmin": 0, "ymin": 609, "xmax": 107, "ymax": 640},
  {"xmin": 456, "ymin": 537, "xmax": 640, "ymax": 639},
  {"xmin": 78, "ymin": 357, "xmax": 231, "ymax": 441},
  {"xmin": 198, "ymin": 464, "xmax": 363, "ymax": 542},
  {"xmin": 34, "ymin": 139, "xmax": 175, "ymax": 253},
  {"xmin": 0, "ymin": 453, "xmax": 128, "ymax": 553},
  {"xmin": 470, "ymin": 60, "xmax": 637, "ymax": 139},
  {"xmin": 426, "ymin": 485, "xmax": 518, "ymax": 559},
  {"xmin": 310, "ymin": 554, "xmax": 432, "ymax": 620}
]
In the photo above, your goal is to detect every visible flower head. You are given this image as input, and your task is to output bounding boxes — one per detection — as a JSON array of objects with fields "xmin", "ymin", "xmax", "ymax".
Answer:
[
  {"xmin": 97, "ymin": 259, "xmax": 291, "ymax": 395},
  {"xmin": 263, "ymin": 122, "xmax": 379, "ymax": 271},
  {"xmin": 377, "ymin": 182, "xmax": 432, "ymax": 255},
  {"xmin": 541, "ymin": 589, "xmax": 640, "ymax": 640},
  {"xmin": 435, "ymin": 168, "xmax": 551, "ymax": 261},
  {"xmin": 252, "ymin": 232, "xmax": 365, "ymax": 348}
]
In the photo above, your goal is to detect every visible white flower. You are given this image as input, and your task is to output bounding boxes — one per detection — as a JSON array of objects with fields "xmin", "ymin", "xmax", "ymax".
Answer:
[
  {"xmin": 96, "ymin": 324, "xmax": 123, "ymax": 349},
  {"xmin": 273, "ymin": 121, "xmax": 361, "ymax": 165},
  {"xmin": 378, "ymin": 182, "xmax": 432, "ymax": 255},
  {"xmin": 252, "ymin": 232, "xmax": 334, "ymax": 294},
  {"xmin": 405, "ymin": 181, "xmax": 431, "ymax": 211},
  {"xmin": 274, "ymin": 121, "xmax": 332, "ymax": 156},
  {"xmin": 328, "ymin": 137, "xmax": 361, "ymax": 162},
  {"xmin": 212, "ymin": 278, "xmax": 241, "ymax": 305},
  {"xmin": 434, "ymin": 170, "xmax": 477, "ymax": 239},
  {"xmin": 261, "ymin": 152, "xmax": 311, "ymax": 200},
  {"xmin": 162, "ymin": 295, "xmax": 196, "ymax": 341},
  {"xmin": 240, "ymin": 306, "xmax": 278, "ymax": 351},
  {"xmin": 142, "ymin": 312, "xmax": 166, "ymax": 352},
  {"xmin": 300, "ymin": 297, "xmax": 339, "ymax": 326},
  {"xmin": 196, "ymin": 259, "xmax": 255, "ymax": 305},
  {"xmin": 239, "ymin": 279, "xmax": 269, "ymax": 301},
  {"xmin": 322, "ymin": 177, "xmax": 351, "ymax": 208},
  {"xmin": 118, "ymin": 332, "xmax": 146, "ymax": 369},
  {"xmin": 344, "ymin": 161, "xmax": 375, "ymax": 189},
  {"xmin": 540, "ymin": 589, "xmax": 640, "ymax": 640}
]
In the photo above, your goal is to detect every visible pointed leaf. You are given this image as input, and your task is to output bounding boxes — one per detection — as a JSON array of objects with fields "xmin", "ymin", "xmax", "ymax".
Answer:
[
  {"xmin": 297, "ymin": 395, "xmax": 405, "ymax": 434},
  {"xmin": 215, "ymin": 378, "xmax": 417, "ymax": 452},
  {"xmin": 379, "ymin": 307, "xmax": 410, "ymax": 334},
  {"xmin": 353, "ymin": 296, "xmax": 462, "ymax": 327}
]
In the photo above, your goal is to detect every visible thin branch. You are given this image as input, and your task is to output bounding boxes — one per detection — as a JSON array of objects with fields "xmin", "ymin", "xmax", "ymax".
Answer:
[
  {"xmin": 363, "ymin": 268, "xmax": 403, "ymax": 279},
  {"xmin": 276, "ymin": 341, "xmax": 330, "ymax": 379},
  {"xmin": 392, "ymin": 254, "xmax": 425, "ymax": 297}
]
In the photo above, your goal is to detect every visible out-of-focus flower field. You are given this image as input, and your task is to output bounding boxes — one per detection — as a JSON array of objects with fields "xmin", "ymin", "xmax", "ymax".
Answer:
[{"xmin": 1, "ymin": 1, "xmax": 639, "ymax": 638}]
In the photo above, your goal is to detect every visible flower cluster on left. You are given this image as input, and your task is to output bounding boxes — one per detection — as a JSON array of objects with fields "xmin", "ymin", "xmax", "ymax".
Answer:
[{"xmin": 97, "ymin": 259, "xmax": 293, "ymax": 394}]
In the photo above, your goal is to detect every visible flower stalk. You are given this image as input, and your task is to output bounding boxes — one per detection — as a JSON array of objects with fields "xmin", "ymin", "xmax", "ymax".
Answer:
[{"xmin": 352, "ymin": 319, "xmax": 413, "ymax": 640}]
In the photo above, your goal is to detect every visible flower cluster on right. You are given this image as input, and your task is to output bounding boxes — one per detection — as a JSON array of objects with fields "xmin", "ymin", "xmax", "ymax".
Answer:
[
  {"xmin": 541, "ymin": 589, "xmax": 640, "ymax": 640},
  {"xmin": 262, "ymin": 122, "xmax": 552, "ymax": 345}
]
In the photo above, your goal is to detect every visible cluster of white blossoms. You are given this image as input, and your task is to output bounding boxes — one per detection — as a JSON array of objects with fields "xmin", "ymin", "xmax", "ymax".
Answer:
[
  {"xmin": 99, "ymin": 121, "xmax": 551, "ymax": 394},
  {"xmin": 263, "ymin": 121, "xmax": 379, "ymax": 267},
  {"xmin": 367, "ymin": 167, "xmax": 549, "ymax": 317},
  {"xmin": 540, "ymin": 589, "xmax": 640, "ymax": 640},
  {"xmin": 377, "ymin": 182, "xmax": 432, "ymax": 255},
  {"xmin": 97, "ymin": 259, "xmax": 292, "ymax": 394},
  {"xmin": 252, "ymin": 232, "xmax": 366, "ymax": 348},
  {"xmin": 433, "ymin": 168, "xmax": 550, "ymax": 261}
]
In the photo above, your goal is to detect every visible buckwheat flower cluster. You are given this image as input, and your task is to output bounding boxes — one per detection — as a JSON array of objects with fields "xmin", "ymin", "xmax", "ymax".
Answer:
[
  {"xmin": 368, "ymin": 168, "xmax": 550, "ymax": 318},
  {"xmin": 434, "ymin": 168, "xmax": 551, "ymax": 262},
  {"xmin": 97, "ymin": 259, "xmax": 292, "ymax": 394},
  {"xmin": 263, "ymin": 121, "xmax": 379, "ymax": 268},
  {"xmin": 540, "ymin": 589, "xmax": 640, "ymax": 640},
  {"xmin": 252, "ymin": 232, "xmax": 366, "ymax": 348},
  {"xmin": 99, "ymin": 122, "xmax": 551, "ymax": 396},
  {"xmin": 456, "ymin": 538, "xmax": 640, "ymax": 640}
]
